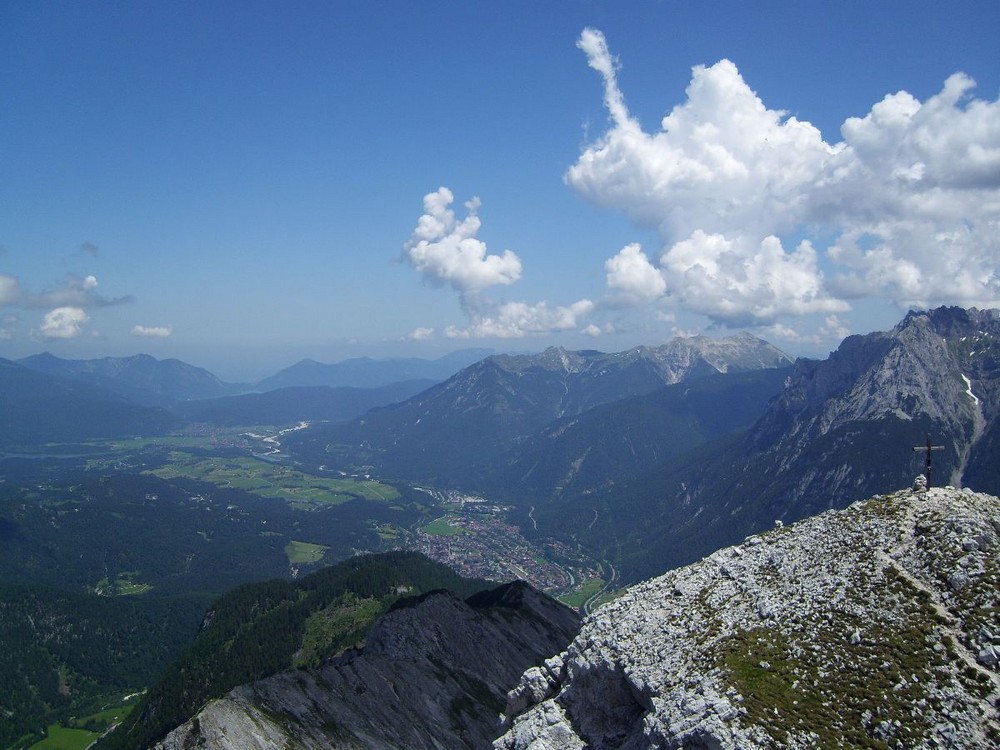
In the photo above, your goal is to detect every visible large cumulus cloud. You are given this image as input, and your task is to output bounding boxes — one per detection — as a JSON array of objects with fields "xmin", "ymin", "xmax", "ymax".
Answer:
[{"xmin": 571, "ymin": 28, "xmax": 1000, "ymax": 327}]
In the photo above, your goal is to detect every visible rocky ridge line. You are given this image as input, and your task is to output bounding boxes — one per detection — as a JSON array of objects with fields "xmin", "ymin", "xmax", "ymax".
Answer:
[
  {"xmin": 497, "ymin": 486, "xmax": 1000, "ymax": 749},
  {"xmin": 155, "ymin": 581, "xmax": 579, "ymax": 750}
]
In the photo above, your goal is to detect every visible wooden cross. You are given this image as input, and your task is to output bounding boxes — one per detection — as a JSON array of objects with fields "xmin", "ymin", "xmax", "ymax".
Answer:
[{"xmin": 913, "ymin": 434, "xmax": 945, "ymax": 488}]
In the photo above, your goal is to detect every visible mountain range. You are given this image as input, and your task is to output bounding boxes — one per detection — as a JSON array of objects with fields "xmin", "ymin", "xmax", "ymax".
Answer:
[
  {"xmin": 0, "ymin": 351, "xmax": 493, "ymax": 447},
  {"xmin": 285, "ymin": 332, "xmax": 792, "ymax": 482},
  {"xmin": 255, "ymin": 349, "xmax": 494, "ymax": 390},
  {"xmin": 539, "ymin": 306, "xmax": 1000, "ymax": 583},
  {"xmin": 279, "ymin": 308, "xmax": 999, "ymax": 585},
  {"xmin": 17, "ymin": 352, "xmax": 241, "ymax": 406},
  {"xmin": 0, "ymin": 358, "xmax": 176, "ymax": 447},
  {"xmin": 6, "ymin": 306, "xmax": 1000, "ymax": 749},
  {"xmin": 5, "ymin": 308, "xmax": 997, "ymax": 586}
]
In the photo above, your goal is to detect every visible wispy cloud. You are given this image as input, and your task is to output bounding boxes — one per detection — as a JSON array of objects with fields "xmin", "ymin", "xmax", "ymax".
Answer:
[
  {"xmin": 445, "ymin": 299, "xmax": 594, "ymax": 340},
  {"xmin": 131, "ymin": 324, "xmax": 173, "ymax": 338},
  {"xmin": 409, "ymin": 327, "xmax": 436, "ymax": 341},
  {"xmin": 0, "ymin": 314, "xmax": 17, "ymax": 341},
  {"xmin": 1, "ymin": 273, "xmax": 133, "ymax": 310},
  {"xmin": 0, "ymin": 274, "xmax": 21, "ymax": 307}
]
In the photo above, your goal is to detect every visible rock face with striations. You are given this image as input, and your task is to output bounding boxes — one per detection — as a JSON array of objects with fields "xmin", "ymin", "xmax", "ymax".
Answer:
[
  {"xmin": 156, "ymin": 581, "xmax": 579, "ymax": 750},
  {"xmin": 743, "ymin": 306, "xmax": 1000, "ymax": 508},
  {"xmin": 497, "ymin": 486, "xmax": 1000, "ymax": 749}
]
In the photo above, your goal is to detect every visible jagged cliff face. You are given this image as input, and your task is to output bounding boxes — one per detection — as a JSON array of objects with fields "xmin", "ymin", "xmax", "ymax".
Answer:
[
  {"xmin": 156, "ymin": 581, "xmax": 579, "ymax": 750},
  {"xmin": 497, "ymin": 486, "xmax": 1000, "ymax": 749},
  {"xmin": 525, "ymin": 307, "xmax": 1000, "ymax": 585},
  {"xmin": 750, "ymin": 306, "xmax": 999, "ymax": 492}
]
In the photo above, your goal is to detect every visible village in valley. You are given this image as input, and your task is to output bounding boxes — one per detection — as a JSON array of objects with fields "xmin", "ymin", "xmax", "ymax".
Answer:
[{"xmin": 399, "ymin": 487, "xmax": 605, "ymax": 606}]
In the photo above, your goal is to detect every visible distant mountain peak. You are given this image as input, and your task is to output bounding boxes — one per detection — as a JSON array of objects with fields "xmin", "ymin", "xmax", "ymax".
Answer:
[
  {"xmin": 289, "ymin": 334, "xmax": 793, "ymax": 483},
  {"xmin": 15, "ymin": 352, "xmax": 235, "ymax": 405},
  {"xmin": 255, "ymin": 349, "xmax": 493, "ymax": 390}
]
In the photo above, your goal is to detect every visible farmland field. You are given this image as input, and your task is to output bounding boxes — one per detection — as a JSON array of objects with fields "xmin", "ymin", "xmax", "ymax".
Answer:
[
  {"xmin": 285, "ymin": 540, "xmax": 329, "ymax": 564},
  {"xmin": 148, "ymin": 453, "xmax": 400, "ymax": 508},
  {"xmin": 29, "ymin": 723, "xmax": 97, "ymax": 750},
  {"xmin": 27, "ymin": 696, "xmax": 138, "ymax": 750}
]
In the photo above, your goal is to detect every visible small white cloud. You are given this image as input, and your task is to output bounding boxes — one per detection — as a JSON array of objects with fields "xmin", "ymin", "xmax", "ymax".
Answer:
[
  {"xmin": 39, "ymin": 307, "xmax": 90, "ymax": 339},
  {"xmin": 404, "ymin": 187, "xmax": 522, "ymax": 294},
  {"xmin": 0, "ymin": 274, "xmax": 23, "ymax": 306},
  {"xmin": 821, "ymin": 314, "xmax": 851, "ymax": 341},
  {"xmin": 0, "ymin": 314, "xmax": 17, "ymax": 340},
  {"xmin": 445, "ymin": 299, "xmax": 595, "ymax": 339},
  {"xmin": 762, "ymin": 314, "xmax": 853, "ymax": 345},
  {"xmin": 402, "ymin": 186, "xmax": 601, "ymax": 342},
  {"xmin": 671, "ymin": 327, "xmax": 701, "ymax": 339},
  {"xmin": 405, "ymin": 326, "xmax": 435, "ymax": 341},
  {"xmin": 604, "ymin": 243, "xmax": 666, "ymax": 302},
  {"xmin": 762, "ymin": 322, "xmax": 808, "ymax": 343},
  {"xmin": 131, "ymin": 324, "xmax": 173, "ymax": 338}
]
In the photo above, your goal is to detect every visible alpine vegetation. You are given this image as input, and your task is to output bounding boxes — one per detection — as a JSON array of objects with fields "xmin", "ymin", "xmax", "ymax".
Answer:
[{"xmin": 498, "ymin": 485, "xmax": 1000, "ymax": 749}]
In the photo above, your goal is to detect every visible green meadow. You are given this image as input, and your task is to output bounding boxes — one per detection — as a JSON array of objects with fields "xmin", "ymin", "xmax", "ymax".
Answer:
[
  {"xmin": 421, "ymin": 515, "xmax": 467, "ymax": 536},
  {"xmin": 285, "ymin": 540, "xmax": 329, "ymax": 564},
  {"xmin": 149, "ymin": 453, "xmax": 400, "ymax": 508}
]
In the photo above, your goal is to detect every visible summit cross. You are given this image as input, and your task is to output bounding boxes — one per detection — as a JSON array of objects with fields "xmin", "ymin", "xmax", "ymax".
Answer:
[{"xmin": 913, "ymin": 434, "xmax": 945, "ymax": 488}]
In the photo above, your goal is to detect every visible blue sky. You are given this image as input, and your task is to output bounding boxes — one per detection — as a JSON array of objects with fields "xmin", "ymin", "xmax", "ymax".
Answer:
[{"xmin": 2, "ymin": 1, "xmax": 998, "ymax": 380}]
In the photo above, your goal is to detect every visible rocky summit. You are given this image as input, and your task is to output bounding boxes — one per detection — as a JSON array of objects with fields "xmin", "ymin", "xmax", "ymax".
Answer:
[{"xmin": 497, "ymin": 486, "xmax": 1000, "ymax": 749}]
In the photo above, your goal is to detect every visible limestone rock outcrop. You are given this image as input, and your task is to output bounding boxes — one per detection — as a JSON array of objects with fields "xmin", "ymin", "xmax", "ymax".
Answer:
[{"xmin": 497, "ymin": 487, "xmax": 1000, "ymax": 749}]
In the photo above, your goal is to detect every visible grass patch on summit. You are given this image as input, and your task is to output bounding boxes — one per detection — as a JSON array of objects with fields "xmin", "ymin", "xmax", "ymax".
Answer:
[{"xmin": 715, "ymin": 573, "xmax": 956, "ymax": 749}]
